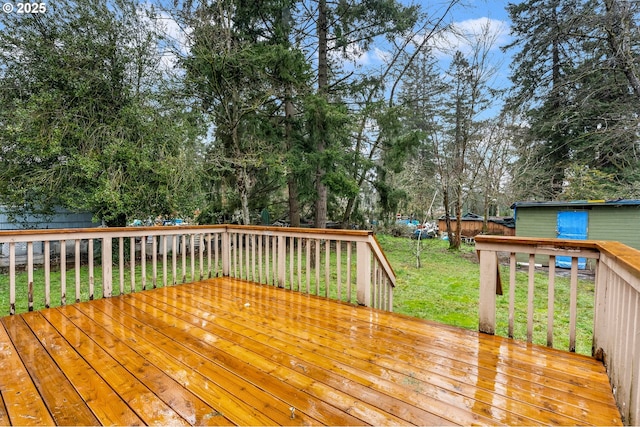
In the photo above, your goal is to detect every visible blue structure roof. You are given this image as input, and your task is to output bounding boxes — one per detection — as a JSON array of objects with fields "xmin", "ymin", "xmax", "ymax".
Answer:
[{"xmin": 510, "ymin": 199, "xmax": 640, "ymax": 209}]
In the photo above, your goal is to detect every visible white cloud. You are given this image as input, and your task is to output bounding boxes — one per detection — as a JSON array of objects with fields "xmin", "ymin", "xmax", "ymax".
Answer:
[{"xmin": 422, "ymin": 17, "xmax": 510, "ymax": 58}]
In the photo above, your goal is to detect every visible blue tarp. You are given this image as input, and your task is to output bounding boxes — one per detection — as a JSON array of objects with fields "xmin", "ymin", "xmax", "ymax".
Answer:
[{"xmin": 556, "ymin": 211, "xmax": 588, "ymax": 269}]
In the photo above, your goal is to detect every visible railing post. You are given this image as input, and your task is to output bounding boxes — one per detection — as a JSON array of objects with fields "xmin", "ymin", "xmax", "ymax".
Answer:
[
  {"xmin": 356, "ymin": 241, "xmax": 371, "ymax": 306},
  {"xmin": 478, "ymin": 249, "xmax": 497, "ymax": 335},
  {"xmin": 102, "ymin": 236, "xmax": 112, "ymax": 298},
  {"xmin": 222, "ymin": 230, "xmax": 230, "ymax": 276},
  {"xmin": 592, "ymin": 258, "xmax": 607, "ymax": 360}
]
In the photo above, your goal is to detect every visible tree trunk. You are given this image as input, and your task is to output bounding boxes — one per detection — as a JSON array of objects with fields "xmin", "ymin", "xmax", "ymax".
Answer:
[
  {"xmin": 442, "ymin": 186, "xmax": 453, "ymax": 244},
  {"xmin": 238, "ymin": 166, "xmax": 251, "ymax": 225},
  {"xmin": 452, "ymin": 184, "xmax": 462, "ymax": 250},
  {"xmin": 315, "ymin": 0, "xmax": 328, "ymax": 229},
  {"xmin": 285, "ymin": 97, "xmax": 301, "ymax": 228}
]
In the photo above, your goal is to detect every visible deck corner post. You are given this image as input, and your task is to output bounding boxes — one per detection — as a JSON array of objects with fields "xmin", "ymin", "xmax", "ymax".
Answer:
[
  {"xmin": 356, "ymin": 241, "xmax": 372, "ymax": 306},
  {"xmin": 102, "ymin": 236, "xmax": 113, "ymax": 298},
  {"xmin": 222, "ymin": 231, "xmax": 230, "ymax": 276},
  {"xmin": 478, "ymin": 249, "xmax": 497, "ymax": 335}
]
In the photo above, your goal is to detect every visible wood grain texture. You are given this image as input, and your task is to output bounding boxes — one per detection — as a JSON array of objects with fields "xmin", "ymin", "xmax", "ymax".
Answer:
[{"xmin": 0, "ymin": 277, "xmax": 622, "ymax": 426}]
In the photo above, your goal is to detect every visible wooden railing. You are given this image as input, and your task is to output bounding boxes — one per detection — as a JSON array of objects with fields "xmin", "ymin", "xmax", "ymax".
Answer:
[
  {"xmin": 476, "ymin": 235, "xmax": 640, "ymax": 425},
  {"xmin": 0, "ymin": 225, "xmax": 394, "ymax": 316}
]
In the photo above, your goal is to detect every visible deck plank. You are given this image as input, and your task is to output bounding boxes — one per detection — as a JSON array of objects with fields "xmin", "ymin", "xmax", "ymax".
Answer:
[
  {"xmin": 80, "ymin": 298, "xmax": 311, "ymax": 426},
  {"xmin": 40, "ymin": 308, "xmax": 196, "ymax": 426},
  {"xmin": 0, "ymin": 277, "xmax": 622, "ymax": 426},
  {"xmin": 120, "ymin": 289, "xmax": 451, "ymax": 426},
  {"xmin": 57, "ymin": 304, "xmax": 231, "ymax": 426},
  {"xmin": 208, "ymin": 279, "xmax": 619, "ymax": 424},
  {"xmin": 0, "ymin": 392, "xmax": 8, "ymax": 427},
  {"xmin": 178, "ymin": 279, "xmax": 617, "ymax": 426},
  {"xmin": 0, "ymin": 321, "xmax": 54, "ymax": 426},
  {"xmin": 142, "ymin": 283, "xmax": 503, "ymax": 425},
  {"xmin": 1, "ymin": 315, "xmax": 100, "ymax": 426},
  {"xmin": 20, "ymin": 311, "xmax": 145, "ymax": 426}
]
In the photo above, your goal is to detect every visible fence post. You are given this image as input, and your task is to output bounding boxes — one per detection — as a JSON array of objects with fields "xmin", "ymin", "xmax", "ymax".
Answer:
[
  {"xmin": 102, "ymin": 237, "xmax": 112, "ymax": 298},
  {"xmin": 356, "ymin": 241, "xmax": 372, "ymax": 306},
  {"xmin": 478, "ymin": 249, "xmax": 497, "ymax": 335}
]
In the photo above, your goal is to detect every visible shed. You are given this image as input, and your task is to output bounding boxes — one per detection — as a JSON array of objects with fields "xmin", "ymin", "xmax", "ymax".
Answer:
[
  {"xmin": 0, "ymin": 206, "xmax": 97, "ymax": 267},
  {"xmin": 437, "ymin": 213, "xmax": 515, "ymax": 238},
  {"xmin": 511, "ymin": 199, "xmax": 640, "ymax": 267}
]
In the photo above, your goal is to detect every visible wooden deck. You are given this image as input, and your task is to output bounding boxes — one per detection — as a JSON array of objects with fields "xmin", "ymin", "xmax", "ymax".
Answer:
[{"xmin": 0, "ymin": 277, "xmax": 621, "ymax": 426}]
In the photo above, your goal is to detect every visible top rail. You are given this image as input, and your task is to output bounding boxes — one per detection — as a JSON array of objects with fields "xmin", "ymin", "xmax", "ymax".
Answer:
[{"xmin": 476, "ymin": 235, "xmax": 640, "ymax": 425}]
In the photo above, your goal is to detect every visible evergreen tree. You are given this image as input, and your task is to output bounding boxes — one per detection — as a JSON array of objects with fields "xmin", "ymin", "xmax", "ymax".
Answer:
[{"xmin": 0, "ymin": 0, "xmax": 203, "ymax": 225}]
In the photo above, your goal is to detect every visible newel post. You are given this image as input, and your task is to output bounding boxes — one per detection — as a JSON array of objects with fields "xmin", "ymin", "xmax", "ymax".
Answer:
[
  {"xmin": 356, "ymin": 241, "xmax": 372, "ymax": 306},
  {"xmin": 478, "ymin": 249, "xmax": 497, "ymax": 335},
  {"xmin": 102, "ymin": 236, "xmax": 113, "ymax": 298}
]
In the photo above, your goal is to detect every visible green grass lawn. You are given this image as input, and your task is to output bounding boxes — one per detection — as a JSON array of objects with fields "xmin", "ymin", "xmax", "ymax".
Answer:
[
  {"xmin": 0, "ymin": 234, "xmax": 595, "ymax": 354},
  {"xmin": 377, "ymin": 234, "xmax": 595, "ymax": 355}
]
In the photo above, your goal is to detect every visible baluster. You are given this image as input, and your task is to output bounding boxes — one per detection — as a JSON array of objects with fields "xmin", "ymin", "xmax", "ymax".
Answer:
[
  {"xmin": 162, "ymin": 235, "xmax": 168, "ymax": 287},
  {"xmin": 28, "ymin": 242, "xmax": 34, "ymax": 311},
  {"xmin": 508, "ymin": 253, "xmax": 516, "ymax": 339},
  {"xmin": 88, "ymin": 239, "xmax": 94, "ymax": 299},
  {"xmin": 190, "ymin": 234, "xmax": 196, "ymax": 282},
  {"xmin": 130, "ymin": 237, "xmax": 136, "ymax": 292},
  {"xmin": 289, "ymin": 236, "xmax": 294, "ymax": 290},
  {"xmin": 152, "ymin": 235, "xmax": 158, "ymax": 288},
  {"xmin": 9, "ymin": 242, "xmax": 15, "ymax": 315},
  {"xmin": 336, "ymin": 241, "xmax": 342, "ymax": 301},
  {"xmin": 315, "ymin": 239, "xmax": 320, "ymax": 295},
  {"xmin": 172, "ymin": 234, "xmax": 177, "ymax": 285},
  {"xmin": 346, "ymin": 242, "xmax": 352, "ymax": 303},
  {"xmin": 239, "ymin": 233, "xmax": 244, "ymax": 280},
  {"xmin": 305, "ymin": 238, "xmax": 311, "ymax": 294},
  {"xmin": 181, "ymin": 234, "xmax": 187, "ymax": 283},
  {"xmin": 527, "ymin": 254, "xmax": 535, "ymax": 342},
  {"xmin": 278, "ymin": 235, "xmax": 285, "ymax": 288},
  {"xmin": 569, "ymin": 257, "xmax": 578, "ymax": 352},
  {"xmin": 266, "ymin": 235, "xmax": 271, "ymax": 285},
  {"xmin": 119, "ymin": 237, "xmax": 124, "ymax": 294},
  {"xmin": 252, "ymin": 234, "xmax": 257, "ymax": 282},
  {"xmin": 297, "ymin": 238, "xmax": 302, "ymax": 292},
  {"xmin": 75, "ymin": 239, "xmax": 81, "ymax": 302},
  {"xmin": 44, "ymin": 241, "xmax": 51, "ymax": 308},
  {"xmin": 258, "ymin": 234, "xmax": 263, "ymax": 284},
  {"xmin": 207, "ymin": 233, "xmax": 212, "ymax": 279},
  {"xmin": 272, "ymin": 235, "xmax": 278, "ymax": 286},
  {"xmin": 246, "ymin": 234, "xmax": 251, "ymax": 282},
  {"xmin": 324, "ymin": 239, "xmax": 330, "ymax": 298},
  {"xmin": 199, "ymin": 234, "xmax": 204, "ymax": 281},
  {"xmin": 60, "ymin": 240, "xmax": 67, "ymax": 306},
  {"xmin": 547, "ymin": 255, "xmax": 556, "ymax": 347},
  {"xmin": 141, "ymin": 236, "xmax": 146, "ymax": 290}
]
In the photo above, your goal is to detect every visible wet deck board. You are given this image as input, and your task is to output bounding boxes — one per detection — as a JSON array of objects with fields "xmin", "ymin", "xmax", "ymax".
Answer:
[{"xmin": 0, "ymin": 277, "xmax": 622, "ymax": 426}]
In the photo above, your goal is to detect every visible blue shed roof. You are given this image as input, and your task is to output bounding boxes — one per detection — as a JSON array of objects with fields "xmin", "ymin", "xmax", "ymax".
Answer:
[{"xmin": 510, "ymin": 199, "xmax": 640, "ymax": 209}]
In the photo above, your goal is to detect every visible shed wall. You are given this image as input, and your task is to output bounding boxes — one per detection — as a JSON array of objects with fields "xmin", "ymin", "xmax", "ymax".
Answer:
[
  {"xmin": 515, "ymin": 204, "xmax": 640, "ymax": 267},
  {"xmin": 0, "ymin": 207, "xmax": 96, "ymax": 230},
  {"xmin": 589, "ymin": 205, "xmax": 640, "ymax": 249}
]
